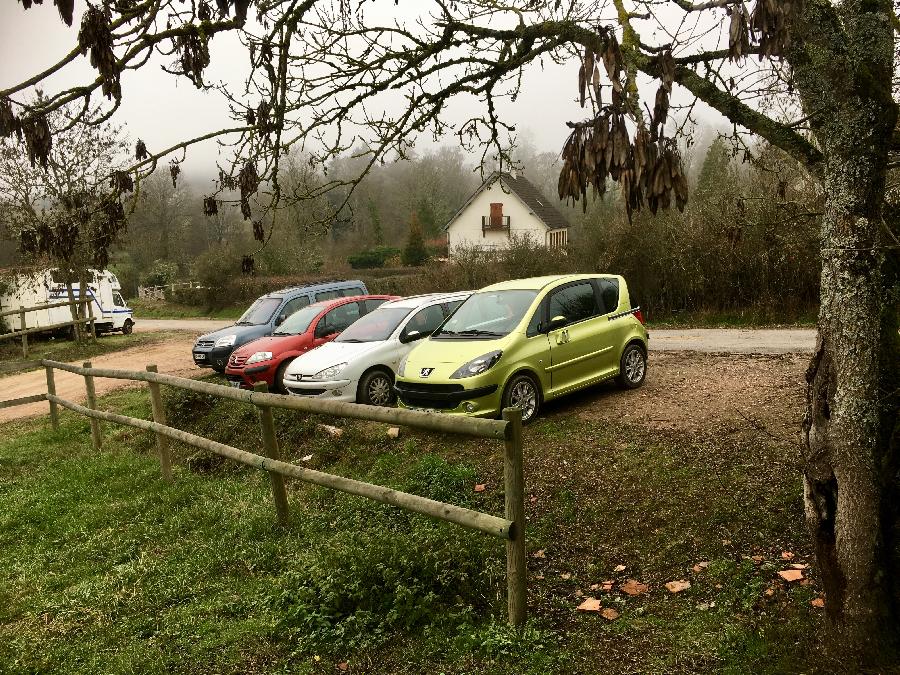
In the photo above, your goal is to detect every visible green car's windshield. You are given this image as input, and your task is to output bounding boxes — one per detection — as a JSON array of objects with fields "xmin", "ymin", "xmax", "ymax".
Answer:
[
  {"xmin": 434, "ymin": 290, "xmax": 538, "ymax": 339},
  {"xmin": 273, "ymin": 304, "xmax": 323, "ymax": 335},
  {"xmin": 235, "ymin": 297, "xmax": 281, "ymax": 326}
]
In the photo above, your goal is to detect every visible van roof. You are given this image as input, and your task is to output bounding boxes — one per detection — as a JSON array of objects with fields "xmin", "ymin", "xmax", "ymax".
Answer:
[{"xmin": 265, "ymin": 279, "xmax": 366, "ymax": 298}]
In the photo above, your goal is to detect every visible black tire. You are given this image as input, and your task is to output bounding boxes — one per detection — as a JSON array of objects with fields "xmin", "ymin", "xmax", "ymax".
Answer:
[
  {"xmin": 122, "ymin": 319, "xmax": 134, "ymax": 335},
  {"xmin": 616, "ymin": 343, "xmax": 647, "ymax": 389},
  {"xmin": 358, "ymin": 368, "xmax": 395, "ymax": 407},
  {"xmin": 501, "ymin": 372, "xmax": 542, "ymax": 424},
  {"xmin": 273, "ymin": 358, "xmax": 294, "ymax": 395}
]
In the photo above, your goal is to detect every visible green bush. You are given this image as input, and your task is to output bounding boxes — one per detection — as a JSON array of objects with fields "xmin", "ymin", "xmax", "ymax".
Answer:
[
  {"xmin": 140, "ymin": 259, "xmax": 179, "ymax": 288},
  {"xmin": 402, "ymin": 214, "xmax": 428, "ymax": 266},
  {"xmin": 347, "ymin": 246, "xmax": 400, "ymax": 269}
]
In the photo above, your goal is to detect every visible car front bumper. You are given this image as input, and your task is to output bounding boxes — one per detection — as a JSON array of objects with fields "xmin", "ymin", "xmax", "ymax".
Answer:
[
  {"xmin": 192, "ymin": 345, "xmax": 234, "ymax": 370},
  {"xmin": 224, "ymin": 363, "xmax": 274, "ymax": 389},
  {"xmin": 394, "ymin": 381, "xmax": 501, "ymax": 417},
  {"xmin": 284, "ymin": 378, "xmax": 356, "ymax": 402}
]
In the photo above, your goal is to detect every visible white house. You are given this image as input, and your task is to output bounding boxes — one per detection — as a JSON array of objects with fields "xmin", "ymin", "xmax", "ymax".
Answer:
[{"xmin": 443, "ymin": 171, "xmax": 570, "ymax": 256}]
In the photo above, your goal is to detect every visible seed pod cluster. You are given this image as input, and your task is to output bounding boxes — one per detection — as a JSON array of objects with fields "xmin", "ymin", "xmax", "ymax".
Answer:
[
  {"xmin": 169, "ymin": 161, "xmax": 181, "ymax": 188},
  {"xmin": 241, "ymin": 254, "xmax": 255, "ymax": 275},
  {"xmin": 110, "ymin": 170, "xmax": 134, "ymax": 193},
  {"xmin": 750, "ymin": 0, "xmax": 799, "ymax": 58},
  {"xmin": 19, "ymin": 0, "xmax": 75, "ymax": 26},
  {"xmin": 558, "ymin": 116, "xmax": 688, "ymax": 220},
  {"xmin": 729, "ymin": 0, "xmax": 801, "ymax": 62},
  {"xmin": 203, "ymin": 196, "xmax": 219, "ymax": 216},
  {"xmin": 252, "ymin": 220, "xmax": 264, "ymax": 242},
  {"xmin": 219, "ymin": 169, "xmax": 237, "ymax": 191},
  {"xmin": 0, "ymin": 98, "xmax": 21, "ymax": 140},
  {"xmin": 176, "ymin": 29, "xmax": 211, "ymax": 88},
  {"xmin": 21, "ymin": 113, "xmax": 52, "ymax": 169},
  {"xmin": 135, "ymin": 139, "xmax": 148, "ymax": 160},
  {"xmin": 238, "ymin": 161, "xmax": 259, "ymax": 220},
  {"xmin": 78, "ymin": 5, "xmax": 120, "ymax": 100}
]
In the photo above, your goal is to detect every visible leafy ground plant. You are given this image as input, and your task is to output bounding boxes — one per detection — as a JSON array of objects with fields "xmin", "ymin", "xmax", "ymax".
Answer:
[{"xmin": 0, "ymin": 355, "xmax": 828, "ymax": 673}]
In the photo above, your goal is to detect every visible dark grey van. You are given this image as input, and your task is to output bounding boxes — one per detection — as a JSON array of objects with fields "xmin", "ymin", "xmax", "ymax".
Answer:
[{"xmin": 192, "ymin": 280, "xmax": 368, "ymax": 371}]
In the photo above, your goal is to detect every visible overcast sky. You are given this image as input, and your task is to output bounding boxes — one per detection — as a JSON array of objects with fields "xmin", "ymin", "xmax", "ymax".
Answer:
[{"xmin": 1, "ymin": 2, "xmax": 728, "ymax": 184}]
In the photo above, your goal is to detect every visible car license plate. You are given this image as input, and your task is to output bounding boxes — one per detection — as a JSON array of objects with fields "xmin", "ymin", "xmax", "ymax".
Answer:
[
  {"xmin": 229, "ymin": 380, "xmax": 241, "ymax": 388},
  {"xmin": 193, "ymin": 353, "xmax": 205, "ymax": 360},
  {"xmin": 410, "ymin": 406, "xmax": 439, "ymax": 414}
]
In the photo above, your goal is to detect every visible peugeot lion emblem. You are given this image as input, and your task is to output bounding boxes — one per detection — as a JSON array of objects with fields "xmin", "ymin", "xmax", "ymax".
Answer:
[{"xmin": 420, "ymin": 367, "xmax": 435, "ymax": 378}]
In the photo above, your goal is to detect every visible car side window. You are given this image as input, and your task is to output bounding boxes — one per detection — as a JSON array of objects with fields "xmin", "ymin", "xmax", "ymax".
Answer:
[
  {"xmin": 340, "ymin": 286, "xmax": 366, "ymax": 297},
  {"xmin": 402, "ymin": 305, "xmax": 445, "ymax": 341},
  {"xmin": 548, "ymin": 282, "xmax": 599, "ymax": 326},
  {"xmin": 113, "ymin": 292, "xmax": 125, "ymax": 308},
  {"xmin": 442, "ymin": 300, "xmax": 464, "ymax": 317},
  {"xmin": 319, "ymin": 302, "xmax": 361, "ymax": 334},
  {"xmin": 281, "ymin": 295, "xmax": 310, "ymax": 319},
  {"xmin": 597, "ymin": 279, "xmax": 620, "ymax": 315},
  {"xmin": 526, "ymin": 302, "xmax": 544, "ymax": 337},
  {"xmin": 364, "ymin": 298, "xmax": 388, "ymax": 313},
  {"xmin": 316, "ymin": 290, "xmax": 340, "ymax": 302}
]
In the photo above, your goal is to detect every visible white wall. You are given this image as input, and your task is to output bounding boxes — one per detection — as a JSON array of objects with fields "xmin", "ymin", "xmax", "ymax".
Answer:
[{"xmin": 447, "ymin": 179, "xmax": 548, "ymax": 254}]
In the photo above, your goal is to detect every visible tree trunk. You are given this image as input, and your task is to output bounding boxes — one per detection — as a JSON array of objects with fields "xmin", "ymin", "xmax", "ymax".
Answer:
[{"xmin": 803, "ymin": 113, "xmax": 900, "ymax": 663}]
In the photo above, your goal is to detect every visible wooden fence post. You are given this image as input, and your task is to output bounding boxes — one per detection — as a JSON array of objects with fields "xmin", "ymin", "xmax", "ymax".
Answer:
[
  {"xmin": 502, "ymin": 407, "xmax": 526, "ymax": 627},
  {"xmin": 19, "ymin": 306, "xmax": 28, "ymax": 358},
  {"xmin": 83, "ymin": 361, "xmax": 102, "ymax": 450},
  {"xmin": 146, "ymin": 365, "xmax": 173, "ymax": 481},
  {"xmin": 253, "ymin": 381, "xmax": 290, "ymax": 525},
  {"xmin": 45, "ymin": 359, "xmax": 59, "ymax": 431}
]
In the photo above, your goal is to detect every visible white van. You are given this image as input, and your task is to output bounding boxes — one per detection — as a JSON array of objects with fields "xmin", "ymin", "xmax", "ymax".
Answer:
[{"xmin": 0, "ymin": 268, "xmax": 134, "ymax": 336}]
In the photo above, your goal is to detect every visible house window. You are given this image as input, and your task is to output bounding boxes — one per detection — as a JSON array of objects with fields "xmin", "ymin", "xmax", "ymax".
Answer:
[{"xmin": 549, "ymin": 230, "xmax": 567, "ymax": 248}]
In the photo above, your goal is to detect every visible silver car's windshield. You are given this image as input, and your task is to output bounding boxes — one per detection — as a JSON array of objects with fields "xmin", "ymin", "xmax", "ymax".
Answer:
[
  {"xmin": 335, "ymin": 307, "xmax": 411, "ymax": 343},
  {"xmin": 433, "ymin": 290, "xmax": 538, "ymax": 339}
]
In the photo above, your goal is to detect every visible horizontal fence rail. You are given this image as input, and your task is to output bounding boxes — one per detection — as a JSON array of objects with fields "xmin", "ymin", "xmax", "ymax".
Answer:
[
  {"xmin": 3, "ymin": 359, "xmax": 527, "ymax": 625},
  {"xmin": 41, "ymin": 360, "xmax": 508, "ymax": 439}
]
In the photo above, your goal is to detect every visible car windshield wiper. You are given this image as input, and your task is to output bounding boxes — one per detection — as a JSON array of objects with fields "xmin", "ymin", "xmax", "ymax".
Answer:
[
  {"xmin": 338, "ymin": 338, "xmax": 366, "ymax": 343},
  {"xmin": 235, "ymin": 321, "xmax": 254, "ymax": 326},
  {"xmin": 456, "ymin": 329, "xmax": 504, "ymax": 337}
]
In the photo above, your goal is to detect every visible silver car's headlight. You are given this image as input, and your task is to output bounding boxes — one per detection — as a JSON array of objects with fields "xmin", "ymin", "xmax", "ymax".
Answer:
[
  {"xmin": 450, "ymin": 350, "xmax": 502, "ymax": 379},
  {"xmin": 311, "ymin": 362, "xmax": 348, "ymax": 381},
  {"xmin": 245, "ymin": 351, "xmax": 273, "ymax": 365},
  {"xmin": 214, "ymin": 334, "xmax": 237, "ymax": 347}
]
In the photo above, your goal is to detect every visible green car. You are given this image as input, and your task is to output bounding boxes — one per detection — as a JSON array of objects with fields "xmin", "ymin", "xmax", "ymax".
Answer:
[{"xmin": 394, "ymin": 274, "xmax": 648, "ymax": 423}]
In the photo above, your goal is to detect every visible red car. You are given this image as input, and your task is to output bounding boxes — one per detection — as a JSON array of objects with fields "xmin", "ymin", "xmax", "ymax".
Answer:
[{"xmin": 224, "ymin": 295, "xmax": 398, "ymax": 392}]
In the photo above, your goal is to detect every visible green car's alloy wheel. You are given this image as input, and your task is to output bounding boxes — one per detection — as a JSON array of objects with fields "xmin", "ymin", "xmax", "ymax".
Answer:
[
  {"xmin": 503, "ymin": 373, "xmax": 541, "ymax": 424},
  {"xmin": 360, "ymin": 369, "xmax": 394, "ymax": 407},
  {"xmin": 617, "ymin": 343, "xmax": 647, "ymax": 389}
]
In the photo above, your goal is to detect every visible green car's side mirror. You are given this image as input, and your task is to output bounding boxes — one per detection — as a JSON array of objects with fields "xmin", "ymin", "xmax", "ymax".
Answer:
[{"xmin": 547, "ymin": 315, "xmax": 567, "ymax": 331}]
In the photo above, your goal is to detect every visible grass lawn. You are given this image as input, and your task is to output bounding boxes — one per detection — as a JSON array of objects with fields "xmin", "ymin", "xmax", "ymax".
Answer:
[
  {"xmin": 0, "ymin": 332, "xmax": 170, "ymax": 376},
  {"xmin": 128, "ymin": 298, "xmax": 243, "ymax": 320},
  {"xmin": 647, "ymin": 307, "xmax": 817, "ymax": 329},
  {"xmin": 0, "ymin": 375, "xmax": 828, "ymax": 674}
]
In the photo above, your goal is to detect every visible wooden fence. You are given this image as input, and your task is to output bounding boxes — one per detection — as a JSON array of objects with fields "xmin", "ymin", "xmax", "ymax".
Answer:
[
  {"xmin": 0, "ymin": 298, "xmax": 97, "ymax": 357},
  {"xmin": 1, "ymin": 359, "xmax": 527, "ymax": 626}
]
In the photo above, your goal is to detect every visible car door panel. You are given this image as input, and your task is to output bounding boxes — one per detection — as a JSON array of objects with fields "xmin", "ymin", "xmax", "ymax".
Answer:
[{"xmin": 546, "ymin": 281, "xmax": 616, "ymax": 392}]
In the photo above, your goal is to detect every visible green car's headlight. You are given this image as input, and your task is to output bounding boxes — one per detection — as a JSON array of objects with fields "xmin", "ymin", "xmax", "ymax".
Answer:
[{"xmin": 450, "ymin": 350, "xmax": 502, "ymax": 379}]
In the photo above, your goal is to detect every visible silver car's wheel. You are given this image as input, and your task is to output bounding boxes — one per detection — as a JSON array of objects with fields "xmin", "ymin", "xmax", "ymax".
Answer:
[
  {"xmin": 617, "ymin": 344, "xmax": 647, "ymax": 389},
  {"xmin": 359, "ymin": 370, "xmax": 394, "ymax": 406},
  {"xmin": 503, "ymin": 373, "xmax": 541, "ymax": 423}
]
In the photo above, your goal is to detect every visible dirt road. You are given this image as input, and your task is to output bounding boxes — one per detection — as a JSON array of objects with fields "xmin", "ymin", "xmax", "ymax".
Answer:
[
  {"xmin": 0, "ymin": 335, "xmax": 206, "ymax": 423},
  {"xmin": 0, "ymin": 324, "xmax": 815, "ymax": 423}
]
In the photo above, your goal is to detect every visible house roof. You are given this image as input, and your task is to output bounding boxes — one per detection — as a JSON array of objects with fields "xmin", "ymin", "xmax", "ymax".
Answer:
[{"xmin": 442, "ymin": 171, "xmax": 570, "ymax": 232}]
